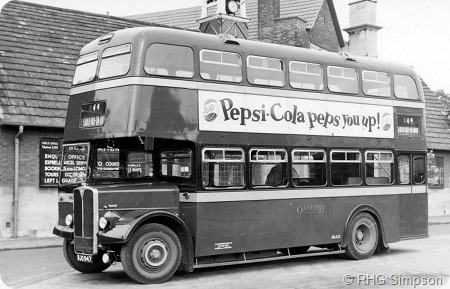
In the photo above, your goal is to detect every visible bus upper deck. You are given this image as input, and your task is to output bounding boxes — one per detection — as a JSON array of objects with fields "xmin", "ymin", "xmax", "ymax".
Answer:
[{"xmin": 66, "ymin": 27, "xmax": 425, "ymax": 151}]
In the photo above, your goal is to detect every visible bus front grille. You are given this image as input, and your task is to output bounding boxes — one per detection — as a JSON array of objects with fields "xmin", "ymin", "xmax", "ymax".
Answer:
[{"xmin": 73, "ymin": 187, "xmax": 98, "ymax": 255}]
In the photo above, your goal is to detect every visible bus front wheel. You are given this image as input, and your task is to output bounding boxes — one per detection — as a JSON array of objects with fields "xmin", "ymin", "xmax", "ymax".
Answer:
[
  {"xmin": 120, "ymin": 223, "xmax": 182, "ymax": 284},
  {"xmin": 344, "ymin": 212, "xmax": 378, "ymax": 260},
  {"xmin": 63, "ymin": 239, "xmax": 110, "ymax": 273}
]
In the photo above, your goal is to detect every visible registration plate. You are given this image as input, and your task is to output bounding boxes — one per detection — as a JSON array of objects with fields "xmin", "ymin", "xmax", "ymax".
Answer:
[{"xmin": 76, "ymin": 254, "xmax": 93, "ymax": 263}]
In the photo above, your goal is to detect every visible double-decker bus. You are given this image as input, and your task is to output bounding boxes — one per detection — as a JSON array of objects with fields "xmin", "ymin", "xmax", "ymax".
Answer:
[{"xmin": 53, "ymin": 27, "xmax": 428, "ymax": 284}]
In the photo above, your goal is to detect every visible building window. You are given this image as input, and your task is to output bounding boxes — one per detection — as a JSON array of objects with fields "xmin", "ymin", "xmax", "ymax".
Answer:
[{"xmin": 428, "ymin": 155, "xmax": 444, "ymax": 188}]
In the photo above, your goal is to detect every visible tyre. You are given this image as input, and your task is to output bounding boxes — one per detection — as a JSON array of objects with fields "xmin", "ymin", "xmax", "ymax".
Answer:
[
  {"xmin": 63, "ymin": 239, "xmax": 110, "ymax": 273},
  {"xmin": 120, "ymin": 223, "xmax": 182, "ymax": 284},
  {"xmin": 344, "ymin": 212, "xmax": 378, "ymax": 260}
]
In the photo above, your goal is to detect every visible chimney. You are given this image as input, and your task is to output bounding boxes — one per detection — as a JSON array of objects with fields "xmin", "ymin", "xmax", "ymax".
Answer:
[
  {"xmin": 343, "ymin": 0, "xmax": 382, "ymax": 58},
  {"xmin": 198, "ymin": 0, "xmax": 250, "ymax": 39}
]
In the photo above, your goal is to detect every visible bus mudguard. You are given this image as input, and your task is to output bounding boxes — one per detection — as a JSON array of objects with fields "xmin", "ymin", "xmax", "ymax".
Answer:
[
  {"xmin": 340, "ymin": 204, "xmax": 389, "ymax": 251},
  {"xmin": 98, "ymin": 209, "xmax": 194, "ymax": 271}
]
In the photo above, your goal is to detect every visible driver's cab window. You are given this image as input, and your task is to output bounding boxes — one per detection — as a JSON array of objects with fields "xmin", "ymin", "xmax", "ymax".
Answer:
[
  {"xmin": 93, "ymin": 148, "xmax": 153, "ymax": 179},
  {"xmin": 398, "ymin": 155, "xmax": 410, "ymax": 184}
]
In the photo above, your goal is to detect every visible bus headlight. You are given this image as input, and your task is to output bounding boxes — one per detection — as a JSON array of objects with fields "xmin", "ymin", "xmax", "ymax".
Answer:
[
  {"xmin": 99, "ymin": 217, "xmax": 109, "ymax": 230},
  {"xmin": 65, "ymin": 214, "xmax": 73, "ymax": 226}
]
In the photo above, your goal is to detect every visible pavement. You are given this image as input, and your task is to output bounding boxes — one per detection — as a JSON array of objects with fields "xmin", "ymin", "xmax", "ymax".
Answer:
[{"xmin": 0, "ymin": 215, "xmax": 449, "ymax": 252}]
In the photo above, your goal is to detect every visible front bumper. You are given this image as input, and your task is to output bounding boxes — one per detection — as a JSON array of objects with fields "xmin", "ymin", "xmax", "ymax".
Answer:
[{"xmin": 53, "ymin": 224, "xmax": 74, "ymax": 240}]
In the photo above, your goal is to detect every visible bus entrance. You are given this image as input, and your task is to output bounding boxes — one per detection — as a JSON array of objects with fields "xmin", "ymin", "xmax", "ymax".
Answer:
[{"xmin": 398, "ymin": 153, "xmax": 428, "ymax": 238}]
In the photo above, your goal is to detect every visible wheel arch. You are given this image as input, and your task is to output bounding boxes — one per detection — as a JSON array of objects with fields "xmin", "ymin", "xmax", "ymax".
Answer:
[
  {"xmin": 341, "ymin": 204, "xmax": 389, "ymax": 252},
  {"xmin": 125, "ymin": 211, "xmax": 194, "ymax": 272}
]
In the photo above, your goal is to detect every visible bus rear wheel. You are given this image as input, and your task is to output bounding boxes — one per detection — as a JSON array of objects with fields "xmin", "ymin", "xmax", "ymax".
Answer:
[
  {"xmin": 63, "ymin": 239, "xmax": 110, "ymax": 273},
  {"xmin": 344, "ymin": 212, "xmax": 378, "ymax": 260},
  {"xmin": 120, "ymin": 223, "xmax": 182, "ymax": 284}
]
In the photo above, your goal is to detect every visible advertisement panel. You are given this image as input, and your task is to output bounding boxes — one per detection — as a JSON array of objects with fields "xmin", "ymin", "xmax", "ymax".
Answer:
[{"xmin": 199, "ymin": 91, "xmax": 394, "ymax": 139}]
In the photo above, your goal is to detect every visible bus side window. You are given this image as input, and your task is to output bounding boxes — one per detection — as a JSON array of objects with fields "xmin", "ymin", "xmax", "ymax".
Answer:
[
  {"xmin": 365, "ymin": 150, "xmax": 394, "ymax": 185},
  {"xmin": 250, "ymin": 149, "xmax": 287, "ymax": 188},
  {"xmin": 398, "ymin": 155, "xmax": 410, "ymax": 184},
  {"xmin": 413, "ymin": 156, "xmax": 426, "ymax": 184},
  {"xmin": 200, "ymin": 50, "xmax": 242, "ymax": 83},
  {"xmin": 247, "ymin": 56, "xmax": 285, "ymax": 87},
  {"xmin": 330, "ymin": 150, "xmax": 362, "ymax": 186},
  {"xmin": 289, "ymin": 61, "xmax": 324, "ymax": 91},
  {"xmin": 327, "ymin": 66, "xmax": 358, "ymax": 94},
  {"xmin": 202, "ymin": 148, "xmax": 245, "ymax": 189},
  {"xmin": 145, "ymin": 44, "xmax": 194, "ymax": 78},
  {"xmin": 362, "ymin": 70, "xmax": 391, "ymax": 97},
  {"xmin": 292, "ymin": 149, "xmax": 327, "ymax": 187},
  {"xmin": 160, "ymin": 150, "xmax": 192, "ymax": 178}
]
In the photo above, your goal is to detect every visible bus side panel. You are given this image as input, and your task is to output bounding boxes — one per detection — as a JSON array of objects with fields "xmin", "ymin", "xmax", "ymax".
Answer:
[{"xmin": 329, "ymin": 194, "xmax": 400, "ymax": 244}]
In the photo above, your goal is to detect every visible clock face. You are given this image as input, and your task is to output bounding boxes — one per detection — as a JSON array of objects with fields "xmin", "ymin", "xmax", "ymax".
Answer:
[{"xmin": 227, "ymin": 0, "xmax": 239, "ymax": 13}]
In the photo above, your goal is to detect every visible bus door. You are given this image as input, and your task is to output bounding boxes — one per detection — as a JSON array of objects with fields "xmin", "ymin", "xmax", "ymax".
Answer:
[{"xmin": 398, "ymin": 153, "xmax": 428, "ymax": 238}]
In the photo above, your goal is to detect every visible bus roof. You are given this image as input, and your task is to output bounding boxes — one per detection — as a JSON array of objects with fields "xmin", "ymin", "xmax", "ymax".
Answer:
[{"xmin": 80, "ymin": 26, "xmax": 419, "ymax": 78}]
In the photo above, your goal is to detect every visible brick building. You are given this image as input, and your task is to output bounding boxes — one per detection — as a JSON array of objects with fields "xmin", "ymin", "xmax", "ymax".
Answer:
[{"xmin": 0, "ymin": 0, "xmax": 448, "ymax": 240}]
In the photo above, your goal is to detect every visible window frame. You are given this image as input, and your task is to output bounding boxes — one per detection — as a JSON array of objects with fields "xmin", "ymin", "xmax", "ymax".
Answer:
[
  {"xmin": 98, "ymin": 43, "xmax": 132, "ymax": 79},
  {"xmin": 394, "ymin": 74, "xmax": 420, "ymax": 100},
  {"xmin": 330, "ymin": 150, "xmax": 362, "ymax": 186},
  {"xmin": 201, "ymin": 147, "xmax": 246, "ymax": 190},
  {"xmin": 249, "ymin": 148, "xmax": 288, "ymax": 188},
  {"xmin": 200, "ymin": 49, "xmax": 242, "ymax": 83},
  {"xmin": 327, "ymin": 66, "xmax": 359, "ymax": 94},
  {"xmin": 289, "ymin": 61, "xmax": 324, "ymax": 91},
  {"xmin": 247, "ymin": 55, "xmax": 285, "ymax": 87},
  {"xmin": 160, "ymin": 149, "xmax": 193, "ymax": 179},
  {"xmin": 365, "ymin": 150, "xmax": 394, "ymax": 185},
  {"xmin": 362, "ymin": 70, "xmax": 391, "ymax": 97},
  {"xmin": 291, "ymin": 149, "xmax": 327, "ymax": 187},
  {"xmin": 144, "ymin": 43, "xmax": 195, "ymax": 79},
  {"xmin": 72, "ymin": 51, "xmax": 99, "ymax": 85}
]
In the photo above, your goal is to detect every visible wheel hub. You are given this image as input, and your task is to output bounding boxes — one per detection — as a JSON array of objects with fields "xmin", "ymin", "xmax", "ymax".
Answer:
[{"xmin": 143, "ymin": 240, "xmax": 168, "ymax": 267}]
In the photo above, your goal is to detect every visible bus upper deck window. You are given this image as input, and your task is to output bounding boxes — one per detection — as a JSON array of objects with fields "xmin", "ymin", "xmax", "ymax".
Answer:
[
  {"xmin": 202, "ymin": 148, "xmax": 245, "ymax": 189},
  {"xmin": 200, "ymin": 50, "xmax": 242, "ymax": 83},
  {"xmin": 99, "ymin": 44, "xmax": 132, "ymax": 79},
  {"xmin": 72, "ymin": 51, "xmax": 99, "ymax": 85},
  {"xmin": 394, "ymin": 74, "xmax": 420, "ymax": 100},
  {"xmin": 145, "ymin": 44, "xmax": 194, "ymax": 78},
  {"xmin": 250, "ymin": 148, "xmax": 287, "ymax": 188},
  {"xmin": 327, "ymin": 66, "xmax": 358, "ymax": 94},
  {"xmin": 362, "ymin": 70, "xmax": 391, "ymax": 97},
  {"xmin": 247, "ymin": 56, "xmax": 285, "ymax": 87},
  {"xmin": 289, "ymin": 61, "xmax": 324, "ymax": 91}
]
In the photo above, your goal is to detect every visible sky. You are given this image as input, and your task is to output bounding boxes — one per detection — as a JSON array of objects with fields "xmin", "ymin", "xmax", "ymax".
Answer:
[{"xmin": 1, "ymin": 0, "xmax": 449, "ymax": 93}]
